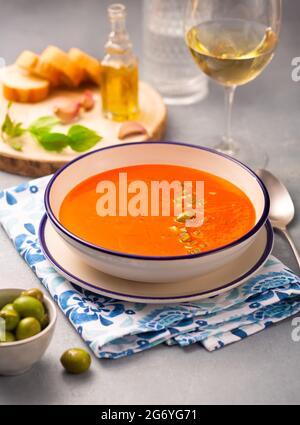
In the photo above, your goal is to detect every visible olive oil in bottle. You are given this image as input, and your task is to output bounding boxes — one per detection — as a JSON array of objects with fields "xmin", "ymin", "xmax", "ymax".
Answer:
[{"xmin": 101, "ymin": 3, "xmax": 139, "ymax": 122}]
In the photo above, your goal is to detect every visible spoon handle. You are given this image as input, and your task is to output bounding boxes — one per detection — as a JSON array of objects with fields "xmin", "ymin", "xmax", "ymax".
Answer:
[{"xmin": 280, "ymin": 228, "xmax": 300, "ymax": 269}]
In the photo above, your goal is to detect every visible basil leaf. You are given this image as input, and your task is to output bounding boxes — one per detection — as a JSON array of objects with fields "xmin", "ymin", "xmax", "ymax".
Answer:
[
  {"xmin": 12, "ymin": 122, "xmax": 26, "ymax": 138},
  {"xmin": 38, "ymin": 133, "xmax": 70, "ymax": 152},
  {"xmin": 10, "ymin": 139, "xmax": 23, "ymax": 151},
  {"xmin": 1, "ymin": 109, "xmax": 26, "ymax": 139},
  {"xmin": 29, "ymin": 116, "xmax": 60, "ymax": 138},
  {"xmin": 68, "ymin": 125, "xmax": 102, "ymax": 152}
]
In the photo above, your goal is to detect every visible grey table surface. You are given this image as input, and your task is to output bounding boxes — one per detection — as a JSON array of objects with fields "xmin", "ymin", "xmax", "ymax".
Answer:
[{"xmin": 0, "ymin": 0, "xmax": 299, "ymax": 405}]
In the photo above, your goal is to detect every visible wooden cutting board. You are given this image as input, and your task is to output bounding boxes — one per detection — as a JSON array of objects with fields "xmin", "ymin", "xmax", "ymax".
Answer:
[{"xmin": 0, "ymin": 80, "xmax": 167, "ymax": 177}]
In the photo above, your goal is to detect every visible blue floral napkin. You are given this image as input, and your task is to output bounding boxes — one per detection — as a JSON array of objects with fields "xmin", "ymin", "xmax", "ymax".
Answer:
[{"xmin": 0, "ymin": 175, "xmax": 300, "ymax": 359}]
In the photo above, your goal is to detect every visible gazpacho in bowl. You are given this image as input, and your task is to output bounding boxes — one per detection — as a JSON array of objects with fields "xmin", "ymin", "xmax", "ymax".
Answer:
[{"xmin": 44, "ymin": 141, "xmax": 269, "ymax": 283}]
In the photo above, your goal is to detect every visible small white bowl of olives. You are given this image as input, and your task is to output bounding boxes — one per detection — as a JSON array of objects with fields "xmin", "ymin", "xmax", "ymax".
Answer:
[{"xmin": 0, "ymin": 288, "xmax": 57, "ymax": 376}]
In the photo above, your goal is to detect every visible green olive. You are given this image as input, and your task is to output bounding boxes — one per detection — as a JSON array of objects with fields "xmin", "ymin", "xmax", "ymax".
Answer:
[
  {"xmin": 3, "ymin": 331, "xmax": 16, "ymax": 343},
  {"xmin": 60, "ymin": 348, "xmax": 91, "ymax": 374},
  {"xmin": 21, "ymin": 288, "xmax": 44, "ymax": 302},
  {"xmin": 0, "ymin": 306, "xmax": 20, "ymax": 331},
  {"xmin": 13, "ymin": 296, "xmax": 45, "ymax": 322},
  {"xmin": 15, "ymin": 317, "xmax": 41, "ymax": 340},
  {"xmin": 2, "ymin": 303, "xmax": 18, "ymax": 314},
  {"xmin": 40, "ymin": 313, "xmax": 49, "ymax": 330}
]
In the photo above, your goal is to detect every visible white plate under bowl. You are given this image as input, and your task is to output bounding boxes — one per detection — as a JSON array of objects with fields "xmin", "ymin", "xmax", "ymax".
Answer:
[{"xmin": 39, "ymin": 216, "xmax": 273, "ymax": 304}]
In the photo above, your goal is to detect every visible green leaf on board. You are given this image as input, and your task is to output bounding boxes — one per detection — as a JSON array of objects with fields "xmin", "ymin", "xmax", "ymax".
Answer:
[
  {"xmin": 38, "ymin": 132, "xmax": 70, "ymax": 152},
  {"xmin": 68, "ymin": 125, "xmax": 102, "ymax": 152}
]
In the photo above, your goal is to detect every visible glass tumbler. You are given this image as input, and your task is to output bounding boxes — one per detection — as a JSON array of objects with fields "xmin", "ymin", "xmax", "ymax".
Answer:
[{"xmin": 143, "ymin": 0, "xmax": 209, "ymax": 105}]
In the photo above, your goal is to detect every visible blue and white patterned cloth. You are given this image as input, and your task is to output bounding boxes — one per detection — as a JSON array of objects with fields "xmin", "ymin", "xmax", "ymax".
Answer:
[{"xmin": 0, "ymin": 175, "xmax": 300, "ymax": 359}]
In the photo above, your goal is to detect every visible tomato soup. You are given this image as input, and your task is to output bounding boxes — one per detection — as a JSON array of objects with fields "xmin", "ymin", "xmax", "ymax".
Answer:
[{"xmin": 59, "ymin": 165, "xmax": 256, "ymax": 257}]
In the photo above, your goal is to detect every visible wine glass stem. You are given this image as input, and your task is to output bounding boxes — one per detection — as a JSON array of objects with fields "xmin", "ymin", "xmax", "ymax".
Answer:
[{"xmin": 223, "ymin": 85, "xmax": 236, "ymax": 150}]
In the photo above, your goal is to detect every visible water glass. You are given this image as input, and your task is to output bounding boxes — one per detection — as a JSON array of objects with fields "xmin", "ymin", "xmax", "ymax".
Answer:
[{"xmin": 143, "ymin": 0, "xmax": 209, "ymax": 105}]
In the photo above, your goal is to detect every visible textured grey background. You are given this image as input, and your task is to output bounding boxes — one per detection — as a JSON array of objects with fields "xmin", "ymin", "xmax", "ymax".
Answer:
[{"xmin": 0, "ymin": 0, "xmax": 299, "ymax": 405}]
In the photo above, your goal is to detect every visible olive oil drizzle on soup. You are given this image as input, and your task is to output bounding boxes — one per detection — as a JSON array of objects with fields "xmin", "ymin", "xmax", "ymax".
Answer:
[{"xmin": 59, "ymin": 165, "xmax": 256, "ymax": 256}]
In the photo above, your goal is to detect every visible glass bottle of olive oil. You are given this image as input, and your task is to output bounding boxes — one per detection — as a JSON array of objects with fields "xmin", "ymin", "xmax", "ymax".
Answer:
[{"xmin": 101, "ymin": 3, "xmax": 139, "ymax": 122}]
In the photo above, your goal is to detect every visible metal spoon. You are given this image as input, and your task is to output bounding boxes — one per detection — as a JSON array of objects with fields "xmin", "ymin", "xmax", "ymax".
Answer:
[{"xmin": 257, "ymin": 169, "xmax": 300, "ymax": 268}]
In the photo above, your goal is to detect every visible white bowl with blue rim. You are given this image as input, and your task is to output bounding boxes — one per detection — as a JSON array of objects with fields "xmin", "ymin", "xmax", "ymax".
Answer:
[{"xmin": 43, "ymin": 142, "xmax": 270, "ymax": 283}]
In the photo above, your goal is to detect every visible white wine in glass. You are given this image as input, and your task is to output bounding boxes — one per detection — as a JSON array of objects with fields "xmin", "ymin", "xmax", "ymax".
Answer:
[{"xmin": 185, "ymin": 0, "xmax": 282, "ymax": 167}]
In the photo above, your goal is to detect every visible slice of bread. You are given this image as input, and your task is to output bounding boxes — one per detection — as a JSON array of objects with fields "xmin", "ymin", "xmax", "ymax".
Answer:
[
  {"xmin": 15, "ymin": 50, "xmax": 39, "ymax": 70},
  {"xmin": 41, "ymin": 46, "xmax": 84, "ymax": 87},
  {"xmin": 2, "ymin": 65, "xmax": 50, "ymax": 103},
  {"xmin": 69, "ymin": 48, "xmax": 102, "ymax": 86},
  {"xmin": 16, "ymin": 50, "xmax": 61, "ymax": 87}
]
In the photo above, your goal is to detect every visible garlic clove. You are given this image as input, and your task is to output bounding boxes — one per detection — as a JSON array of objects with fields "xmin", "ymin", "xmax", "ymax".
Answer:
[
  {"xmin": 118, "ymin": 122, "xmax": 149, "ymax": 140},
  {"xmin": 54, "ymin": 100, "xmax": 81, "ymax": 124},
  {"xmin": 80, "ymin": 90, "xmax": 95, "ymax": 111}
]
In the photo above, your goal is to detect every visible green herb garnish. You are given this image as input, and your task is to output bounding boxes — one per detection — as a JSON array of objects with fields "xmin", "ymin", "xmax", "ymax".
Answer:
[
  {"xmin": 68, "ymin": 125, "xmax": 101, "ymax": 152},
  {"xmin": 1, "ymin": 103, "xmax": 102, "ymax": 153},
  {"xmin": 1, "ymin": 102, "xmax": 26, "ymax": 149},
  {"xmin": 38, "ymin": 133, "xmax": 70, "ymax": 152},
  {"xmin": 28, "ymin": 116, "xmax": 60, "ymax": 139}
]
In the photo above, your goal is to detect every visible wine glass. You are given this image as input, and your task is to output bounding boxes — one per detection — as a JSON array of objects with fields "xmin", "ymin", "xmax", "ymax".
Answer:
[{"xmin": 184, "ymin": 0, "xmax": 282, "ymax": 168}]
